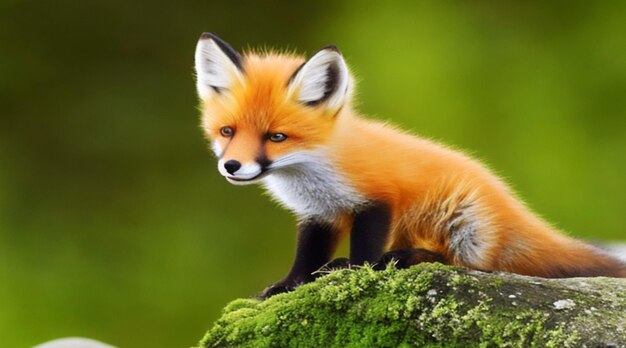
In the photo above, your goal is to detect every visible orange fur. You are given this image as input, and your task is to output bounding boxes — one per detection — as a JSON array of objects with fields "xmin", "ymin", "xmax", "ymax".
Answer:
[{"xmin": 199, "ymin": 48, "xmax": 626, "ymax": 279}]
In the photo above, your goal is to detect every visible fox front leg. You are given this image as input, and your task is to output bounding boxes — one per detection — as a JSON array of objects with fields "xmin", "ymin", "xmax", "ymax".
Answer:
[
  {"xmin": 350, "ymin": 202, "xmax": 392, "ymax": 265},
  {"xmin": 259, "ymin": 219, "xmax": 340, "ymax": 299},
  {"xmin": 318, "ymin": 201, "xmax": 393, "ymax": 273}
]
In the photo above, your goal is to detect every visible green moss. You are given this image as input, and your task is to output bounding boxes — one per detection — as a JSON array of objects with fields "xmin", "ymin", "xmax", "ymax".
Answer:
[{"xmin": 198, "ymin": 263, "xmax": 625, "ymax": 347}]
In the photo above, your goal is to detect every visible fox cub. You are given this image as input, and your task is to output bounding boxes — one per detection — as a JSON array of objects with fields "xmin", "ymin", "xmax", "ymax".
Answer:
[{"xmin": 194, "ymin": 33, "xmax": 625, "ymax": 298}]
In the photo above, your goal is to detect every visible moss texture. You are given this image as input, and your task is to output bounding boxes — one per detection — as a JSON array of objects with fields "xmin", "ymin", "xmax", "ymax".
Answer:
[{"xmin": 198, "ymin": 263, "xmax": 626, "ymax": 347}]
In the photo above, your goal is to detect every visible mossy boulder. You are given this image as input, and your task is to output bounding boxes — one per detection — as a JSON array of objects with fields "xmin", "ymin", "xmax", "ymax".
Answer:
[{"xmin": 198, "ymin": 263, "xmax": 626, "ymax": 347}]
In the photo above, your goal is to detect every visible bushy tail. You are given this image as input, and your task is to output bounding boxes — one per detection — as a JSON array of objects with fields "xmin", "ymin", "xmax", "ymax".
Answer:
[
  {"xmin": 570, "ymin": 244, "xmax": 626, "ymax": 278},
  {"xmin": 504, "ymin": 236, "xmax": 626, "ymax": 278}
]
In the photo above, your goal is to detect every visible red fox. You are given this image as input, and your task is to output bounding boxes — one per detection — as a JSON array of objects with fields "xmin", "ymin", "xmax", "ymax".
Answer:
[{"xmin": 194, "ymin": 33, "xmax": 626, "ymax": 298}]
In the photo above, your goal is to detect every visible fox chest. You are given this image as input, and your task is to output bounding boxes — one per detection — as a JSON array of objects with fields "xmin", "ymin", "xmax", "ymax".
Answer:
[{"xmin": 262, "ymin": 166, "xmax": 365, "ymax": 218}]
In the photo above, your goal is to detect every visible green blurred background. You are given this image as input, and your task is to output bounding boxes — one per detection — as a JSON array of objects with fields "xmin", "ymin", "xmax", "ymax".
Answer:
[{"xmin": 1, "ymin": 1, "xmax": 624, "ymax": 347}]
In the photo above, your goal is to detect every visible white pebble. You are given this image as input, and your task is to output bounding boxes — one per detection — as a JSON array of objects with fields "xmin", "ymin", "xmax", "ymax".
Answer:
[
  {"xmin": 34, "ymin": 338, "xmax": 116, "ymax": 348},
  {"xmin": 553, "ymin": 299, "xmax": 575, "ymax": 310}
]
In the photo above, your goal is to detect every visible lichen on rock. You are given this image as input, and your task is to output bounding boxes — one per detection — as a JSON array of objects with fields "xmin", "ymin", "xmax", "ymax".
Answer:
[{"xmin": 198, "ymin": 263, "xmax": 626, "ymax": 347}]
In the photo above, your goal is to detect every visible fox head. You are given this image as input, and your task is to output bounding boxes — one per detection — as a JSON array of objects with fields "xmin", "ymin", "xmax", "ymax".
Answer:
[{"xmin": 194, "ymin": 33, "xmax": 353, "ymax": 185}]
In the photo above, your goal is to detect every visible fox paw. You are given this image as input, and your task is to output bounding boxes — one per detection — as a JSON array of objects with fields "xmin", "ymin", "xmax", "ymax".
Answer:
[
  {"xmin": 373, "ymin": 249, "xmax": 446, "ymax": 271},
  {"xmin": 257, "ymin": 281, "xmax": 297, "ymax": 299},
  {"xmin": 373, "ymin": 250, "xmax": 415, "ymax": 270},
  {"xmin": 314, "ymin": 257, "xmax": 351, "ymax": 277}
]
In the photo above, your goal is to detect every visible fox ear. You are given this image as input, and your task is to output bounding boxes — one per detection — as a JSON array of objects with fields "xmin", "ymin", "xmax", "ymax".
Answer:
[
  {"xmin": 194, "ymin": 33, "xmax": 244, "ymax": 98},
  {"xmin": 288, "ymin": 45, "xmax": 350, "ymax": 109}
]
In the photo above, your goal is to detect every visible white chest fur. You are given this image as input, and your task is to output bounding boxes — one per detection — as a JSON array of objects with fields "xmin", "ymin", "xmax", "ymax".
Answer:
[{"xmin": 262, "ymin": 152, "xmax": 365, "ymax": 218}]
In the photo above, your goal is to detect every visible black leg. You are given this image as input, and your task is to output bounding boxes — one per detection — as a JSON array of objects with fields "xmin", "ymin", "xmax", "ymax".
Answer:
[
  {"xmin": 373, "ymin": 248, "xmax": 447, "ymax": 271},
  {"xmin": 259, "ymin": 219, "xmax": 340, "ymax": 299},
  {"xmin": 350, "ymin": 201, "xmax": 392, "ymax": 266}
]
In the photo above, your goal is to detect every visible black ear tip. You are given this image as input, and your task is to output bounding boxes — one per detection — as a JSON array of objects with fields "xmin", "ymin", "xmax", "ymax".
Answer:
[
  {"xmin": 197, "ymin": 32, "xmax": 244, "ymax": 71},
  {"xmin": 321, "ymin": 44, "xmax": 341, "ymax": 54},
  {"xmin": 199, "ymin": 32, "xmax": 219, "ymax": 41}
]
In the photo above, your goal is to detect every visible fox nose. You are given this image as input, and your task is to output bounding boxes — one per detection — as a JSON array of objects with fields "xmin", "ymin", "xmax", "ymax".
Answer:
[{"xmin": 224, "ymin": 160, "xmax": 241, "ymax": 175}]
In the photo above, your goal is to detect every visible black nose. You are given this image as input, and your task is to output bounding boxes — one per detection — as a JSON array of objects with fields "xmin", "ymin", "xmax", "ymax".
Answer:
[{"xmin": 224, "ymin": 160, "xmax": 241, "ymax": 175}]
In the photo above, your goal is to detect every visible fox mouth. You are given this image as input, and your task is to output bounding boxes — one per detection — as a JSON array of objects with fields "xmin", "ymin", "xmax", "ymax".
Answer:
[{"xmin": 225, "ymin": 170, "xmax": 270, "ymax": 184}]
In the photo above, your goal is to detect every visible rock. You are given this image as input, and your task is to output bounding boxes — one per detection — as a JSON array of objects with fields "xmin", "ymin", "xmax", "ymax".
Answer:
[{"xmin": 198, "ymin": 263, "xmax": 626, "ymax": 347}]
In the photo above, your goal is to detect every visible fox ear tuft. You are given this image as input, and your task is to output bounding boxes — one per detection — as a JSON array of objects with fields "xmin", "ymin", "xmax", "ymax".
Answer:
[
  {"xmin": 288, "ymin": 45, "xmax": 350, "ymax": 109},
  {"xmin": 195, "ymin": 33, "xmax": 243, "ymax": 98}
]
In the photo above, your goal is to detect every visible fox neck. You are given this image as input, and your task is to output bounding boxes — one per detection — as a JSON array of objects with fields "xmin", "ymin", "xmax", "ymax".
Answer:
[{"xmin": 262, "ymin": 148, "xmax": 366, "ymax": 219}]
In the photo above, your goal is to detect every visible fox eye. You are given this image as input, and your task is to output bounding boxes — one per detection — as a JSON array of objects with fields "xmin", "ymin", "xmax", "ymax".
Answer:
[
  {"xmin": 269, "ymin": 132, "xmax": 288, "ymax": 142},
  {"xmin": 220, "ymin": 126, "xmax": 234, "ymax": 137}
]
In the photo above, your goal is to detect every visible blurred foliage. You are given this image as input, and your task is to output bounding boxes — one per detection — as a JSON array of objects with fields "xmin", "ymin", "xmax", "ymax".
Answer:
[{"xmin": 0, "ymin": 1, "xmax": 624, "ymax": 347}]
